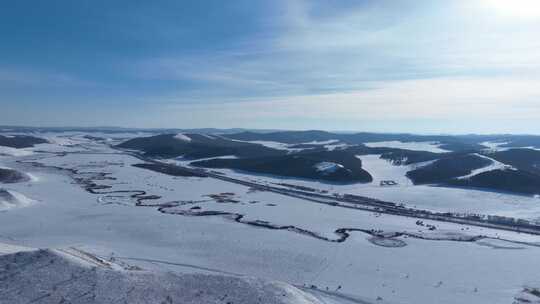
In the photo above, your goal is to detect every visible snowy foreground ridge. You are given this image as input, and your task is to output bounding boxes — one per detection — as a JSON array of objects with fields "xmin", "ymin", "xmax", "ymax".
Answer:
[{"xmin": 0, "ymin": 243, "xmax": 322, "ymax": 304}]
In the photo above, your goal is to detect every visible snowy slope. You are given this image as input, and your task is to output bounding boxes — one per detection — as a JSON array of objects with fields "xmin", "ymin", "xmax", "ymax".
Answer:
[
  {"xmin": 457, "ymin": 153, "xmax": 516, "ymax": 180},
  {"xmin": 174, "ymin": 133, "xmax": 192, "ymax": 142},
  {"xmin": 0, "ymin": 145, "xmax": 34, "ymax": 156},
  {"xmin": 0, "ymin": 189, "xmax": 36, "ymax": 211},
  {"xmin": 314, "ymin": 162, "xmax": 345, "ymax": 174},
  {"xmin": 0, "ymin": 244, "xmax": 322, "ymax": 304}
]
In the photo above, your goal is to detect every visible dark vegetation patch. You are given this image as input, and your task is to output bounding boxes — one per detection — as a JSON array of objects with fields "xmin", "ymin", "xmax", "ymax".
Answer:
[
  {"xmin": 406, "ymin": 154, "xmax": 492, "ymax": 185},
  {"xmin": 287, "ymin": 143, "xmax": 325, "ymax": 150},
  {"xmin": 402, "ymin": 149, "xmax": 540, "ymax": 194},
  {"xmin": 191, "ymin": 150, "xmax": 373, "ymax": 183},
  {"xmin": 0, "ymin": 189, "xmax": 17, "ymax": 201},
  {"xmin": 224, "ymin": 130, "xmax": 337, "ymax": 144},
  {"xmin": 119, "ymin": 132, "xmax": 540, "ymax": 192},
  {"xmin": 0, "ymin": 135, "xmax": 47, "ymax": 148},
  {"xmin": 500, "ymin": 135, "xmax": 540, "ymax": 149},
  {"xmin": 0, "ymin": 168, "xmax": 29, "ymax": 183},
  {"xmin": 117, "ymin": 134, "xmax": 284, "ymax": 159},
  {"xmin": 132, "ymin": 163, "xmax": 204, "ymax": 177},
  {"xmin": 489, "ymin": 149, "xmax": 540, "ymax": 175},
  {"xmin": 449, "ymin": 169, "xmax": 540, "ymax": 195}
]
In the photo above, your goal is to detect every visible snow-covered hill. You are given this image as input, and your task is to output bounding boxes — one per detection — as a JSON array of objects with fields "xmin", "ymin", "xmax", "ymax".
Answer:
[{"xmin": 0, "ymin": 244, "xmax": 322, "ymax": 304}]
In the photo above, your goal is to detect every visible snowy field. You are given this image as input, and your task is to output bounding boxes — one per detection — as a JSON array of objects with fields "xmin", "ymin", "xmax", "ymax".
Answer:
[
  {"xmin": 364, "ymin": 141, "xmax": 450, "ymax": 153},
  {"xmin": 1, "ymin": 133, "xmax": 540, "ymax": 304}
]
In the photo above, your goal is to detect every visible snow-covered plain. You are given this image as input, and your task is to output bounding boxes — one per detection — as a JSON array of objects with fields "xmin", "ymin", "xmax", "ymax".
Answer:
[{"xmin": 1, "ymin": 133, "xmax": 540, "ymax": 304}]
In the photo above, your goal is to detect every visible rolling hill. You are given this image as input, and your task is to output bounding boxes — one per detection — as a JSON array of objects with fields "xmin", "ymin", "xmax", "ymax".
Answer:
[
  {"xmin": 0, "ymin": 135, "xmax": 47, "ymax": 148},
  {"xmin": 117, "ymin": 133, "xmax": 285, "ymax": 159},
  {"xmin": 192, "ymin": 150, "xmax": 373, "ymax": 183}
]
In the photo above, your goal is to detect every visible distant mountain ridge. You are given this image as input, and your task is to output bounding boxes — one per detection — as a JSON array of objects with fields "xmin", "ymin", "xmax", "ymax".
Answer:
[
  {"xmin": 224, "ymin": 131, "xmax": 487, "ymax": 151},
  {"xmin": 0, "ymin": 135, "xmax": 47, "ymax": 148},
  {"xmin": 192, "ymin": 150, "xmax": 373, "ymax": 183},
  {"xmin": 3, "ymin": 127, "xmax": 540, "ymax": 195},
  {"xmin": 117, "ymin": 133, "xmax": 284, "ymax": 159}
]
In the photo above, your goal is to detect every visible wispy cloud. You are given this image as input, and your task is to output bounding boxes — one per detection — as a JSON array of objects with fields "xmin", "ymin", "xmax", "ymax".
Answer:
[
  {"xmin": 130, "ymin": 0, "xmax": 540, "ymax": 100},
  {"xmin": 163, "ymin": 76, "xmax": 539, "ymax": 115},
  {"xmin": 154, "ymin": 76, "xmax": 540, "ymax": 132},
  {"xmin": 2, "ymin": 0, "xmax": 540, "ymax": 132},
  {"xmin": 0, "ymin": 67, "xmax": 93, "ymax": 88}
]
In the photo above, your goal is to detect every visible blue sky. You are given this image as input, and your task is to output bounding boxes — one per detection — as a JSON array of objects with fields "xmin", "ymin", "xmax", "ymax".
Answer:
[{"xmin": 1, "ymin": 0, "xmax": 540, "ymax": 133}]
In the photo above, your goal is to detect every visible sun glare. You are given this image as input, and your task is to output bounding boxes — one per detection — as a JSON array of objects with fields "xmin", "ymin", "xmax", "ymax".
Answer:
[{"xmin": 484, "ymin": 0, "xmax": 540, "ymax": 18}]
